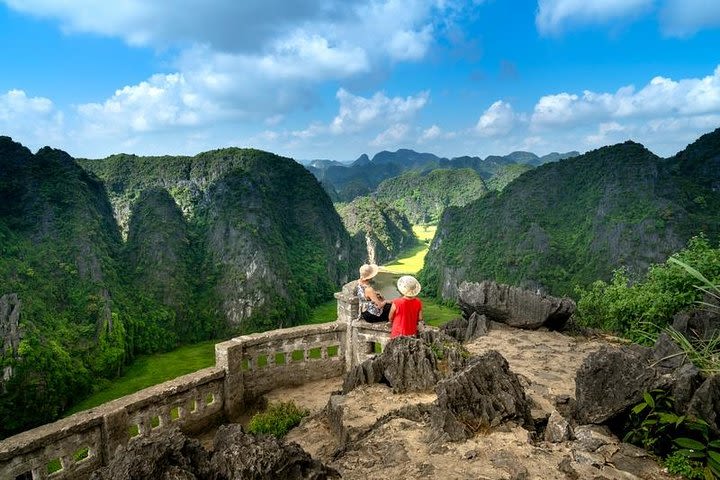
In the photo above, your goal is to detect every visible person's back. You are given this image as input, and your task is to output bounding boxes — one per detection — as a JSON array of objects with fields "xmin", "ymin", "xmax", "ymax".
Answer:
[{"xmin": 389, "ymin": 275, "xmax": 423, "ymax": 338}]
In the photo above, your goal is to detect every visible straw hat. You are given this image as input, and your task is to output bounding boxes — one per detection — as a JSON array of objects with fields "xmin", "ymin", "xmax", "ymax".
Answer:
[
  {"xmin": 397, "ymin": 275, "xmax": 421, "ymax": 297},
  {"xmin": 359, "ymin": 263, "xmax": 379, "ymax": 281}
]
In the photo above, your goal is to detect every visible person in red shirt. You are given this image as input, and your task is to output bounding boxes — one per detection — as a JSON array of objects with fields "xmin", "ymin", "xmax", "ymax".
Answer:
[{"xmin": 389, "ymin": 275, "xmax": 423, "ymax": 338}]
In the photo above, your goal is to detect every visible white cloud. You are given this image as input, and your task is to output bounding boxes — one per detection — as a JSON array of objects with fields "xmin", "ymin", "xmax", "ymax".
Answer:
[
  {"xmin": 660, "ymin": 0, "xmax": 720, "ymax": 36},
  {"xmin": 475, "ymin": 100, "xmax": 516, "ymax": 137},
  {"xmin": 531, "ymin": 66, "xmax": 720, "ymax": 129},
  {"xmin": 420, "ymin": 125, "xmax": 442, "ymax": 142},
  {"xmin": 371, "ymin": 123, "xmax": 410, "ymax": 146},
  {"xmin": 536, "ymin": 0, "xmax": 653, "ymax": 35},
  {"xmin": 0, "ymin": 89, "xmax": 64, "ymax": 148},
  {"xmin": 330, "ymin": 89, "xmax": 429, "ymax": 134},
  {"xmin": 586, "ymin": 121, "xmax": 626, "ymax": 145}
]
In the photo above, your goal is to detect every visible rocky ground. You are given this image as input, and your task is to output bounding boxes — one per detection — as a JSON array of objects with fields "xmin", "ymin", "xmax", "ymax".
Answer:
[{"xmin": 278, "ymin": 327, "xmax": 676, "ymax": 480}]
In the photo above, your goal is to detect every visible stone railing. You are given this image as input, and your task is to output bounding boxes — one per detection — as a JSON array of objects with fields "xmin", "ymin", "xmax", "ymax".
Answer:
[{"xmin": 0, "ymin": 283, "xmax": 388, "ymax": 480}]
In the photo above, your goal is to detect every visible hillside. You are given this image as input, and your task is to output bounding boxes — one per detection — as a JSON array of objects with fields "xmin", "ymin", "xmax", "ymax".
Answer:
[
  {"xmin": 374, "ymin": 168, "xmax": 489, "ymax": 224},
  {"xmin": 308, "ymin": 148, "xmax": 577, "ymax": 202},
  {"xmin": 336, "ymin": 197, "xmax": 416, "ymax": 264},
  {"xmin": 421, "ymin": 129, "xmax": 720, "ymax": 299},
  {"xmin": 0, "ymin": 139, "xmax": 359, "ymax": 437}
]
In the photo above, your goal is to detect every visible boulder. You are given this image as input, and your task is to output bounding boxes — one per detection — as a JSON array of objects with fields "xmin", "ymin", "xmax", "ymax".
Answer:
[
  {"xmin": 90, "ymin": 428, "xmax": 212, "ymax": 480},
  {"xmin": 458, "ymin": 281, "xmax": 575, "ymax": 330},
  {"xmin": 343, "ymin": 332, "xmax": 467, "ymax": 394},
  {"xmin": 544, "ymin": 410, "xmax": 571, "ymax": 443},
  {"xmin": 440, "ymin": 311, "xmax": 489, "ymax": 343},
  {"xmin": 574, "ymin": 345, "xmax": 657, "ymax": 424},
  {"xmin": 211, "ymin": 424, "xmax": 340, "ymax": 479},
  {"xmin": 433, "ymin": 350, "xmax": 532, "ymax": 441},
  {"xmin": 672, "ymin": 304, "xmax": 720, "ymax": 341},
  {"xmin": 687, "ymin": 375, "xmax": 720, "ymax": 435}
]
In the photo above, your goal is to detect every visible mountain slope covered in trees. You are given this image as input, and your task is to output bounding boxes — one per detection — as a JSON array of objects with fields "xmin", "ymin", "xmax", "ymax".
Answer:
[
  {"xmin": 0, "ymin": 139, "xmax": 359, "ymax": 437},
  {"xmin": 374, "ymin": 168, "xmax": 489, "ymax": 224},
  {"xmin": 421, "ymin": 129, "xmax": 720, "ymax": 299}
]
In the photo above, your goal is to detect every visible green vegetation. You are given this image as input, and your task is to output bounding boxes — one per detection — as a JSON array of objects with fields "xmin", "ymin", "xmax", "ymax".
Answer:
[
  {"xmin": 375, "ymin": 169, "xmax": 488, "ymax": 224},
  {"xmin": 624, "ymin": 390, "xmax": 720, "ymax": 479},
  {"xmin": 384, "ymin": 225, "xmax": 436, "ymax": 274},
  {"xmin": 486, "ymin": 163, "xmax": 533, "ymax": 191},
  {"xmin": 0, "ymin": 138, "xmax": 356, "ymax": 438},
  {"xmin": 422, "ymin": 131, "xmax": 720, "ymax": 299},
  {"xmin": 65, "ymin": 341, "xmax": 216, "ymax": 414},
  {"xmin": 247, "ymin": 401, "xmax": 309, "ymax": 437},
  {"xmin": 337, "ymin": 196, "xmax": 415, "ymax": 264},
  {"xmin": 575, "ymin": 236, "xmax": 720, "ymax": 343}
]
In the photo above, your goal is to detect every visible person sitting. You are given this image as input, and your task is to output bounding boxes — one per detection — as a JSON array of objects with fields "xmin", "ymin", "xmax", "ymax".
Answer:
[
  {"xmin": 389, "ymin": 275, "xmax": 423, "ymax": 338},
  {"xmin": 356, "ymin": 263, "xmax": 390, "ymax": 323}
]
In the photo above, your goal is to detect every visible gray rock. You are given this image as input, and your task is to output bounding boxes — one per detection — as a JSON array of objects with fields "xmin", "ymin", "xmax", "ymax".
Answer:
[
  {"xmin": 433, "ymin": 350, "xmax": 532, "ymax": 441},
  {"xmin": 652, "ymin": 332, "xmax": 686, "ymax": 372},
  {"xmin": 90, "ymin": 427, "xmax": 211, "ymax": 480},
  {"xmin": 545, "ymin": 410, "xmax": 571, "ymax": 443},
  {"xmin": 440, "ymin": 312, "xmax": 489, "ymax": 343},
  {"xmin": 458, "ymin": 281, "xmax": 575, "ymax": 330},
  {"xmin": 211, "ymin": 424, "xmax": 340, "ymax": 479},
  {"xmin": 607, "ymin": 443, "xmax": 665, "ymax": 479},
  {"xmin": 574, "ymin": 345, "xmax": 657, "ymax": 424},
  {"xmin": 687, "ymin": 375, "xmax": 720, "ymax": 435},
  {"xmin": 672, "ymin": 305, "xmax": 720, "ymax": 341},
  {"xmin": 572, "ymin": 425, "xmax": 617, "ymax": 452},
  {"xmin": 671, "ymin": 363, "xmax": 704, "ymax": 413}
]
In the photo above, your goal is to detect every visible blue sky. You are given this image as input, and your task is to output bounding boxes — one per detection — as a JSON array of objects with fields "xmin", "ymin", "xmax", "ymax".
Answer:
[{"xmin": 1, "ymin": 0, "xmax": 720, "ymax": 160}]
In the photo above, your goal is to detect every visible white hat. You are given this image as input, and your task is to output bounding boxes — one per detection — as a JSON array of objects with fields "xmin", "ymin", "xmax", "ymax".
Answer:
[
  {"xmin": 359, "ymin": 263, "xmax": 379, "ymax": 281},
  {"xmin": 397, "ymin": 275, "xmax": 421, "ymax": 297}
]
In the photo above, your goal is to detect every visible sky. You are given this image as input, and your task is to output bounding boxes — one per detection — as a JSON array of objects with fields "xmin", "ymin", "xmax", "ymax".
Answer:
[{"xmin": 1, "ymin": 0, "xmax": 720, "ymax": 161}]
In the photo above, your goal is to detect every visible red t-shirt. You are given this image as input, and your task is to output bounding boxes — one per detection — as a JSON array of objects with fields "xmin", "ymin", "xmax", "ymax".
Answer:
[{"xmin": 390, "ymin": 297, "xmax": 423, "ymax": 338}]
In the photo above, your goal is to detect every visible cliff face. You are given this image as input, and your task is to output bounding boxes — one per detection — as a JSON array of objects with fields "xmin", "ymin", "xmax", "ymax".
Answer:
[
  {"xmin": 422, "ymin": 131, "xmax": 720, "ymax": 299},
  {"xmin": 337, "ymin": 197, "xmax": 415, "ymax": 265}
]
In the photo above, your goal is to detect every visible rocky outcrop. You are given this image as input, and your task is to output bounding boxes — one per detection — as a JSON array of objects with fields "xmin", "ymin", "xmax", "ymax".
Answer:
[
  {"xmin": 672, "ymin": 302, "xmax": 720, "ymax": 341},
  {"xmin": 90, "ymin": 425, "xmax": 339, "ymax": 480},
  {"xmin": 440, "ymin": 312, "xmax": 489, "ymax": 343},
  {"xmin": 0, "ymin": 293, "xmax": 21, "ymax": 387},
  {"xmin": 433, "ymin": 350, "xmax": 533, "ymax": 441},
  {"xmin": 458, "ymin": 281, "xmax": 575, "ymax": 330},
  {"xmin": 342, "ymin": 332, "xmax": 468, "ymax": 394},
  {"xmin": 687, "ymin": 375, "xmax": 720, "ymax": 435},
  {"xmin": 211, "ymin": 425, "xmax": 341, "ymax": 479}
]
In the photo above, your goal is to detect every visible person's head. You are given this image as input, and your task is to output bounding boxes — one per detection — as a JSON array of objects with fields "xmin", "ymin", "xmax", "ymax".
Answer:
[
  {"xmin": 359, "ymin": 263, "xmax": 379, "ymax": 282},
  {"xmin": 397, "ymin": 275, "xmax": 421, "ymax": 297}
]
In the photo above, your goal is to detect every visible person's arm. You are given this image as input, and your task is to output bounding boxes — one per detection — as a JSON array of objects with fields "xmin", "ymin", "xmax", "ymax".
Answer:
[
  {"xmin": 389, "ymin": 303, "xmax": 396, "ymax": 324},
  {"xmin": 364, "ymin": 286, "xmax": 386, "ymax": 307}
]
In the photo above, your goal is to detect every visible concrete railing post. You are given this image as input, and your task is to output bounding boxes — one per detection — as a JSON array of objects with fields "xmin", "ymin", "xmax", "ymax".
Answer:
[
  {"xmin": 334, "ymin": 280, "xmax": 359, "ymax": 372},
  {"xmin": 101, "ymin": 407, "xmax": 129, "ymax": 466},
  {"xmin": 215, "ymin": 340, "xmax": 245, "ymax": 421}
]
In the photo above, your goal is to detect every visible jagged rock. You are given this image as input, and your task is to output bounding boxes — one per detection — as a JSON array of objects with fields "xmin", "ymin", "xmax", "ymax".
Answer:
[
  {"xmin": 433, "ymin": 350, "xmax": 532, "ymax": 441},
  {"xmin": 343, "ymin": 333, "xmax": 468, "ymax": 394},
  {"xmin": 90, "ymin": 428, "xmax": 212, "ymax": 480},
  {"xmin": 672, "ymin": 302, "xmax": 720, "ymax": 341},
  {"xmin": 670, "ymin": 363, "xmax": 704, "ymax": 413},
  {"xmin": 607, "ymin": 443, "xmax": 666, "ymax": 479},
  {"xmin": 382, "ymin": 336, "xmax": 442, "ymax": 393},
  {"xmin": 545, "ymin": 410, "xmax": 571, "ymax": 443},
  {"xmin": 687, "ymin": 375, "xmax": 720, "ymax": 435},
  {"xmin": 557, "ymin": 456, "xmax": 579, "ymax": 479},
  {"xmin": 210, "ymin": 424, "xmax": 340, "ymax": 479},
  {"xmin": 440, "ymin": 311, "xmax": 489, "ymax": 343},
  {"xmin": 572, "ymin": 425, "xmax": 617, "ymax": 452},
  {"xmin": 652, "ymin": 332, "xmax": 687, "ymax": 372},
  {"xmin": 458, "ymin": 281, "xmax": 575, "ymax": 330},
  {"xmin": 490, "ymin": 450, "xmax": 530, "ymax": 480},
  {"xmin": 574, "ymin": 345, "xmax": 657, "ymax": 424}
]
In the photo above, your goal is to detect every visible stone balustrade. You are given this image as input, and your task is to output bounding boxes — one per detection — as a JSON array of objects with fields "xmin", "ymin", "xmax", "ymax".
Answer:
[{"xmin": 0, "ymin": 283, "xmax": 389, "ymax": 480}]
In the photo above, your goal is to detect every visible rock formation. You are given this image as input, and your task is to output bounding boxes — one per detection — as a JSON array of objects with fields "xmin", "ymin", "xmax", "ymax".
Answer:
[
  {"xmin": 458, "ymin": 281, "xmax": 575, "ymax": 330},
  {"xmin": 439, "ymin": 311, "xmax": 489, "ymax": 343}
]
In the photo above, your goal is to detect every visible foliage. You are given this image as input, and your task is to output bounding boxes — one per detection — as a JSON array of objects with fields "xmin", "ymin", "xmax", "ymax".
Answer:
[
  {"xmin": 624, "ymin": 390, "xmax": 720, "ymax": 479},
  {"xmin": 663, "ymin": 326, "xmax": 720, "ymax": 377},
  {"xmin": 574, "ymin": 236, "xmax": 720, "ymax": 342},
  {"xmin": 375, "ymin": 169, "xmax": 488, "ymax": 224},
  {"xmin": 422, "ymin": 132, "xmax": 720, "ymax": 299},
  {"xmin": 247, "ymin": 401, "xmax": 309, "ymax": 438}
]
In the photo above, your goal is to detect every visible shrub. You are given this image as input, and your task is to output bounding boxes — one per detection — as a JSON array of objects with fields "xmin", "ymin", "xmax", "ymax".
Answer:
[{"xmin": 247, "ymin": 401, "xmax": 309, "ymax": 438}]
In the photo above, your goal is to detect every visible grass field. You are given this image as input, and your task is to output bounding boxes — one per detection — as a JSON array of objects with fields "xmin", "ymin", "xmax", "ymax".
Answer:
[
  {"xmin": 383, "ymin": 225, "xmax": 436, "ymax": 274},
  {"xmin": 65, "ymin": 340, "xmax": 217, "ymax": 415}
]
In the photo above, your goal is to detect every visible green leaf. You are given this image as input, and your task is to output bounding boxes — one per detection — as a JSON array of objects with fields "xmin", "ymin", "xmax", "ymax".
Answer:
[
  {"xmin": 658, "ymin": 412, "xmax": 679, "ymax": 424},
  {"xmin": 708, "ymin": 450, "xmax": 720, "ymax": 463},
  {"xmin": 632, "ymin": 402, "xmax": 648, "ymax": 414},
  {"xmin": 675, "ymin": 415, "xmax": 686, "ymax": 428},
  {"xmin": 708, "ymin": 440, "xmax": 720, "ymax": 449},
  {"xmin": 675, "ymin": 437, "xmax": 706, "ymax": 451},
  {"xmin": 643, "ymin": 392, "xmax": 655, "ymax": 408}
]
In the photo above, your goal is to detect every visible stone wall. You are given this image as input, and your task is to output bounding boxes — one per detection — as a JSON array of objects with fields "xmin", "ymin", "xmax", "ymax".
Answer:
[{"xmin": 0, "ymin": 284, "xmax": 386, "ymax": 480}]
